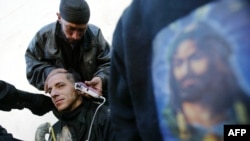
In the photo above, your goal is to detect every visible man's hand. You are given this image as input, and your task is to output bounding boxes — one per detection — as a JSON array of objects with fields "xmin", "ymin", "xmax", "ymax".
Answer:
[{"xmin": 84, "ymin": 77, "xmax": 103, "ymax": 96}]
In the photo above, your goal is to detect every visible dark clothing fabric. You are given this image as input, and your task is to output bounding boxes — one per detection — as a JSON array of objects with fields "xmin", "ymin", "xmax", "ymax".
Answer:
[
  {"xmin": 0, "ymin": 80, "xmax": 53, "ymax": 116},
  {"xmin": 51, "ymin": 100, "xmax": 114, "ymax": 141},
  {"xmin": 25, "ymin": 22, "xmax": 111, "ymax": 96},
  {"xmin": 0, "ymin": 125, "xmax": 22, "ymax": 141},
  {"xmin": 109, "ymin": 0, "xmax": 215, "ymax": 141},
  {"xmin": 59, "ymin": 0, "xmax": 90, "ymax": 24},
  {"xmin": 0, "ymin": 80, "xmax": 52, "ymax": 140},
  {"xmin": 0, "ymin": 81, "xmax": 45, "ymax": 140}
]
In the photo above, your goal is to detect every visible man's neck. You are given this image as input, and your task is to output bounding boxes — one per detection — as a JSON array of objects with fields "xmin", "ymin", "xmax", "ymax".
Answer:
[{"xmin": 59, "ymin": 101, "xmax": 84, "ymax": 121}]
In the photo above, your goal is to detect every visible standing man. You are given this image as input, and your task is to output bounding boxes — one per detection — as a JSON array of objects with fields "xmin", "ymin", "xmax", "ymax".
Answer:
[
  {"xmin": 109, "ymin": 0, "xmax": 214, "ymax": 141},
  {"xmin": 25, "ymin": 0, "xmax": 111, "ymax": 97}
]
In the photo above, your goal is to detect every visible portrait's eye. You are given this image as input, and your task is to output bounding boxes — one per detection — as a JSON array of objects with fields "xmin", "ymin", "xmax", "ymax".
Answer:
[{"xmin": 191, "ymin": 52, "xmax": 203, "ymax": 61}]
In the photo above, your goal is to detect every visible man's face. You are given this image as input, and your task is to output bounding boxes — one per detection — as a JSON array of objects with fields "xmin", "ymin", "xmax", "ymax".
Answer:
[
  {"xmin": 172, "ymin": 39, "xmax": 210, "ymax": 101},
  {"xmin": 60, "ymin": 17, "xmax": 87, "ymax": 45},
  {"xmin": 46, "ymin": 73, "xmax": 82, "ymax": 112}
]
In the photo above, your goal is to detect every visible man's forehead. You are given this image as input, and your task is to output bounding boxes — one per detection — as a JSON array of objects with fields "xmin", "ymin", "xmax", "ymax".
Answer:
[
  {"xmin": 62, "ymin": 18, "xmax": 88, "ymax": 29},
  {"xmin": 47, "ymin": 73, "xmax": 67, "ymax": 86}
]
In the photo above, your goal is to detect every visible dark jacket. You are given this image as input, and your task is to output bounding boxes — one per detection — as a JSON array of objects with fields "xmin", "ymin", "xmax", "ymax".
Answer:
[
  {"xmin": 0, "ymin": 80, "xmax": 53, "ymax": 140},
  {"xmin": 51, "ymin": 100, "xmax": 114, "ymax": 141},
  {"xmin": 25, "ymin": 22, "xmax": 111, "ymax": 94},
  {"xmin": 109, "ymin": 0, "xmax": 215, "ymax": 141},
  {"xmin": 0, "ymin": 80, "xmax": 53, "ymax": 116},
  {"xmin": 0, "ymin": 125, "xmax": 21, "ymax": 141}
]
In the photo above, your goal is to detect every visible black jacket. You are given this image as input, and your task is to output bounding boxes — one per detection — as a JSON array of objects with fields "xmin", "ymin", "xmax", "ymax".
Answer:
[
  {"xmin": 0, "ymin": 80, "xmax": 53, "ymax": 140},
  {"xmin": 0, "ymin": 125, "xmax": 21, "ymax": 141},
  {"xmin": 51, "ymin": 100, "xmax": 114, "ymax": 141},
  {"xmin": 25, "ymin": 22, "xmax": 111, "ymax": 93},
  {"xmin": 0, "ymin": 80, "xmax": 53, "ymax": 116}
]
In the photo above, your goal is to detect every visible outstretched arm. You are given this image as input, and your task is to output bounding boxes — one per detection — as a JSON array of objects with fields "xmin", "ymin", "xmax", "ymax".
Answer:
[{"xmin": 0, "ymin": 80, "xmax": 54, "ymax": 116}]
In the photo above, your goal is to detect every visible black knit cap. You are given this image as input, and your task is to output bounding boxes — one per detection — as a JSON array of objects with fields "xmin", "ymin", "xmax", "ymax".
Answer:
[{"xmin": 59, "ymin": 0, "xmax": 90, "ymax": 24}]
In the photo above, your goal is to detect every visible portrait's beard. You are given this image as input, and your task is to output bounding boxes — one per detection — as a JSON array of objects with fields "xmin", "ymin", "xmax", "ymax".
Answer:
[
  {"xmin": 176, "ymin": 67, "xmax": 216, "ymax": 103},
  {"xmin": 172, "ymin": 63, "xmax": 237, "ymax": 115},
  {"xmin": 177, "ymin": 76, "xmax": 207, "ymax": 102}
]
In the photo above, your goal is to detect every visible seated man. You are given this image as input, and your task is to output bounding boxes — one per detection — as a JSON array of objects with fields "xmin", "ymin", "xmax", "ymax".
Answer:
[{"xmin": 43, "ymin": 71, "xmax": 114, "ymax": 141}]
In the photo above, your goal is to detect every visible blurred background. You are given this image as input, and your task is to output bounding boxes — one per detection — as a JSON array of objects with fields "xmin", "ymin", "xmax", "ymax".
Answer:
[{"xmin": 0, "ymin": 0, "xmax": 131, "ymax": 140}]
